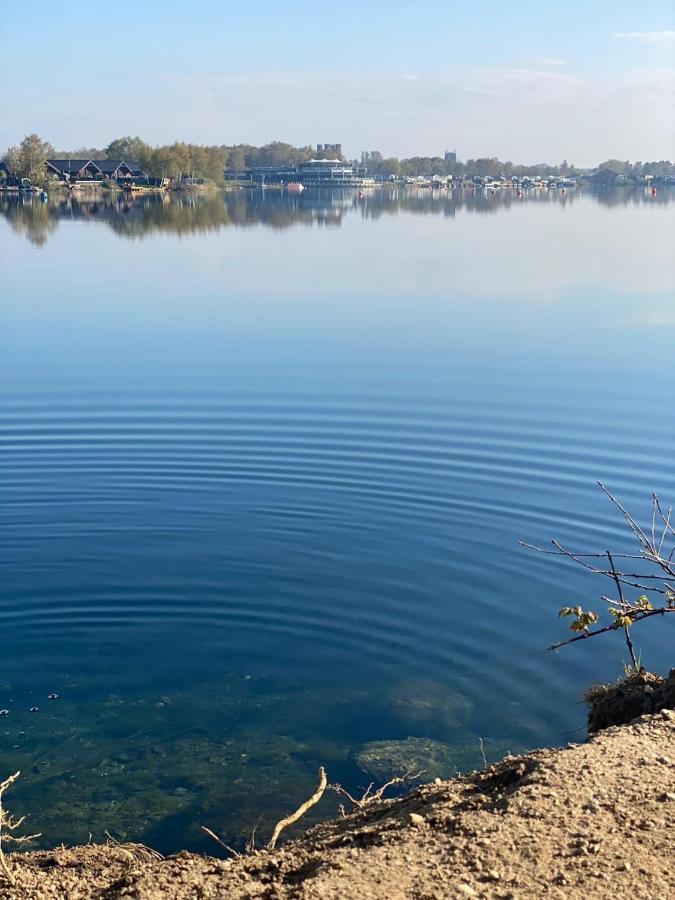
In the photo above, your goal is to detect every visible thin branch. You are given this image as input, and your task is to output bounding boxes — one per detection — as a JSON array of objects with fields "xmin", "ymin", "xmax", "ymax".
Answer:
[
  {"xmin": 549, "ymin": 607, "xmax": 675, "ymax": 650},
  {"xmin": 597, "ymin": 481, "xmax": 651, "ymax": 548},
  {"xmin": 200, "ymin": 825, "xmax": 241, "ymax": 858},
  {"xmin": 519, "ymin": 541, "xmax": 669, "ymax": 592},
  {"xmin": 607, "ymin": 550, "xmax": 637, "ymax": 668}
]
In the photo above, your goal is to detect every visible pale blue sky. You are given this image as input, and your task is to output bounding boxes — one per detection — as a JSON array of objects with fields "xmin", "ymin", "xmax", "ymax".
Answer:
[{"xmin": 1, "ymin": 1, "xmax": 673, "ymax": 163}]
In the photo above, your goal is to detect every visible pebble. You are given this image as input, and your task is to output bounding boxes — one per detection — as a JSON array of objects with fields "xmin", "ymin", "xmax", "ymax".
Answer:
[
  {"xmin": 0, "ymin": 710, "xmax": 8, "ymax": 717},
  {"xmin": 618, "ymin": 862, "xmax": 631, "ymax": 872},
  {"xmin": 29, "ymin": 707, "xmax": 39, "ymax": 713},
  {"xmin": 409, "ymin": 813, "xmax": 425, "ymax": 826},
  {"xmin": 457, "ymin": 885, "xmax": 478, "ymax": 898},
  {"xmin": 660, "ymin": 792, "xmax": 675, "ymax": 802},
  {"xmin": 47, "ymin": 693, "xmax": 58, "ymax": 701}
]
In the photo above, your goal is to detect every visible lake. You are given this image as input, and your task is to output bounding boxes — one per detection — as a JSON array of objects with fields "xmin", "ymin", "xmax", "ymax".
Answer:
[{"xmin": 1, "ymin": 186, "xmax": 673, "ymax": 853}]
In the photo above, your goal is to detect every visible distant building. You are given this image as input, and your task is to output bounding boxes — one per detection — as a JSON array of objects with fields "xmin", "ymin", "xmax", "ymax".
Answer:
[
  {"xmin": 46, "ymin": 159, "xmax": 102, "ymax": 180},
  {"xmin": 444, "ymin": 149, "xmax": 457, "ymax": 163},
  {"xmin": 243, "ymin": 165, "xmax": 298, "ymax": 184},
  {"xmin": 316, "ymin": 143, "xmax": 343, "ymax": 157},
  {"xmin": 96, "ymin": 159, "xmax": 140, "ymax": 180},
  {"xmin": 298, "ymin": 158, "xmax": 355, "ymax": 185},
  {"xmin": 45, "ymin": 159, "xmax": 143, "ymax": 183}
]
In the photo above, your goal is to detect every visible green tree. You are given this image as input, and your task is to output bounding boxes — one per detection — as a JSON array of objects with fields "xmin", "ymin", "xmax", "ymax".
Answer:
[
  {"xmin": 2, "ymin": 145, "xmax": 22, "ymax": 176},
  {"xmin": 227, "ymin": 148, "xmax": 246, "ymax": 174},
  {"xmin": 106, "ymin": 136, "xmax": 151, "ymax": 163},
  {"xmin": 16, "ymin": 134, "xmax": 54, "ymax": 181}
]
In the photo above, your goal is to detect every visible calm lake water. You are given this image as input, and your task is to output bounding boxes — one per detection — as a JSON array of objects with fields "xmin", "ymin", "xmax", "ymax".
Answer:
[{"xmin": 1, "ymin": 186, "xmax": 674, "ymax": 853}]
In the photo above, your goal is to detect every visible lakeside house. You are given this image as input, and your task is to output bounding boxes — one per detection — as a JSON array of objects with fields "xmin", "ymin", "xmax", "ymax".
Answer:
[
  {"xmin": 45, "ymin": 159, "xmax": 144, "ymax": 184},
  {"xmin": 0, "ymin": 160, "xmax": 38, "ymax": 192}
]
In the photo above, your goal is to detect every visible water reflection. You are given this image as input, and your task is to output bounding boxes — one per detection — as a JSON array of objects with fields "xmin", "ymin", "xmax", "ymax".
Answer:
[
  {"xmin": 1, "ymin": 186, "xmax": 671, "ymax": 245},
  {"xmin": 2, "ymin": 177, "xmax": 674, "ymax": 854}
]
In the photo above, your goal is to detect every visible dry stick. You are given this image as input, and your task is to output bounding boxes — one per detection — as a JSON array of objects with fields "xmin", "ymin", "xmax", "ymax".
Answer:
[
  {"xmin": 0, "ymin": 771, "xmax": 41, "ymax": 886},
  {"xmin": 200, "ymin": 825, "xmax": 242, "ymax": 858},
  {"xmin": 268, "ymin": 767, "xmax": 327, "ymax": 850},
  {"xmin": 0, "ymin": 773, "xmax": 16, "ymax": 885},
  {"xmin": 246, "ymin": 816, "xmax": 263, "ymax": 854},
  {"xmin": 607, "ymin": 550, "xmax": 638, "ymax": 670},
  {"xmin": 478, "ymin": 737, "xmax": 488, "ymax": 768},
  {"xmin": 331, "ymin": 771, "xmax": 425, "ymax": 809}
]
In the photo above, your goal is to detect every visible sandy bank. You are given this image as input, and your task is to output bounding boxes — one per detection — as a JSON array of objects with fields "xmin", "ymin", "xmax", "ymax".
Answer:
[{"xmin": 4, "ymin": 709, "xmax": 674, "ymax": 900}]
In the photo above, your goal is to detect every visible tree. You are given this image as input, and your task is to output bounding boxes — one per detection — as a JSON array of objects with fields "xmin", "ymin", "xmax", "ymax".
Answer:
[
  {"xmin": 227, "ymin": 148, "xmax": 246, "ymax": 174},
  {"xmin": 9, "ymin": 134, "xmax": 54, "ymax": 182},
  {"xmin": 106, "ymin": 136, "xmax": 151, "ymax": 163},
  {"xmin": 2, "ymin": 146, "xmax": 22, "ymax": 176}
]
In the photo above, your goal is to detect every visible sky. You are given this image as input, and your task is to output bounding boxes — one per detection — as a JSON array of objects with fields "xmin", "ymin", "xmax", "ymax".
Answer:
[{"xmin": 1, "ymin": 1, "xmax": 673, "ymax": 165}]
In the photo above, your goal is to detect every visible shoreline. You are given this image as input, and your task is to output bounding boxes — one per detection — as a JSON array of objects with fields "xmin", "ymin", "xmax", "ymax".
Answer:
[{"xmin": 4, "ymin": 708, "xmax": 674, "ymax": 899}]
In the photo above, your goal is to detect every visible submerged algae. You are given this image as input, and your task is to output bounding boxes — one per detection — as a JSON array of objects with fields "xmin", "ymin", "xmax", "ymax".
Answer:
[
  {"xmin": 1, "ymin": 668, "xmax": 508, "ymax": 854},
  {"xmin": 353, "ymin": 735, "xmax": 516, "ymax": 781}
]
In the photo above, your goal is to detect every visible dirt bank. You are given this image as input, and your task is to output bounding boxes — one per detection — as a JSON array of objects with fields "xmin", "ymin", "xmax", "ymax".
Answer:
[{"xmin": 4, "ymin": 709, "xmax": 674, "ymax": 899}]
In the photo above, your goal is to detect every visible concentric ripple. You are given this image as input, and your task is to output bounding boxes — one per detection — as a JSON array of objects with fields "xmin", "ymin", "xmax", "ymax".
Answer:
[{"xmin": 1, "ymin": 189, "xmax": 674, "ymax": 851}]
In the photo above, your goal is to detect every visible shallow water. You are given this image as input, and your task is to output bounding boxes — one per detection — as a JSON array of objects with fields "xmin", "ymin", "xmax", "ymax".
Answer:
[{"xmin": 1, "ymin": 186, "xmax": 674, "ymax": 852}]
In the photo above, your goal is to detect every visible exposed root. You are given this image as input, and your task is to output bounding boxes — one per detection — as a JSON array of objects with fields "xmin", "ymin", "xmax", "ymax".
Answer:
[
  {"xmin": 104, "ymin": 830, "xmax": 164, "ymax": 864},
  {"xmin": 330, "ymin": 770, "xmax": 425, "ymax": 811},
  {"xmin": 0, "ymin": 772, "xmax": 41, "ymax": 885},
  {"xmin": 268, "ymin": 767, "xmax": 328, "ymax": 850}
]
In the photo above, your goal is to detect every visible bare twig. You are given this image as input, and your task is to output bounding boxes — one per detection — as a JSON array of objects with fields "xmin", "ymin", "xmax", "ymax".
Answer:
[
  {"xmin": 268, "ymin": 767, "xmax": 327, "ymax": 850},
  {"xmin": 246, "ymin": 816, "xmax": 262, "ymax": 854},
  {"xmin": 478, "ymin": 738, "xmax": 488, "ymax": 768},
  {"xmin": 0, "ymin": 772, "xmax": 41, "ymax": 885},
  {"xmin": 200, "ymin": 825, "xmax": 242, "ymax": 858},
  {"xmin": 330, "ymin": 770, "xmax": 425, "ymax": 810}
]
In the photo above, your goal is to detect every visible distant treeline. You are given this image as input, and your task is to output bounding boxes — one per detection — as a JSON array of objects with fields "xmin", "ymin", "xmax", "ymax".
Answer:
[
  {"xmin": 360, "ymin": 151, "xmax": 675, "ymax": 179},
  {"xmin": 3, "ymin": 133, "xmax": 675, "ymax": 185}
]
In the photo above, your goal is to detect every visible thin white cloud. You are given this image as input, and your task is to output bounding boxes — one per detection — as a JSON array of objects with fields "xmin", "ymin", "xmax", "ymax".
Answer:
[
  {"xmin": 534, "ymin": 58, "xmax": 567, "ymax": 67},
  {"xmin": 613, "ymin": 31, "xmax": 675, "ymax": 43}
]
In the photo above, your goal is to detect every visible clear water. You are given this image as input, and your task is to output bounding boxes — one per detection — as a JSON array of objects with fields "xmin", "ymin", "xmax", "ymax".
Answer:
[{"xmin": 1, "ymin": 187, "xmax": 673, "ymax": 853}]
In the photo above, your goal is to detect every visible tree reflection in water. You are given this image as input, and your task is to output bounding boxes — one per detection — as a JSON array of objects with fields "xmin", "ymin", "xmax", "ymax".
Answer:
[{"xmin": 0, "ymin": 186, "xmax": 671, "ymax": 246}]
